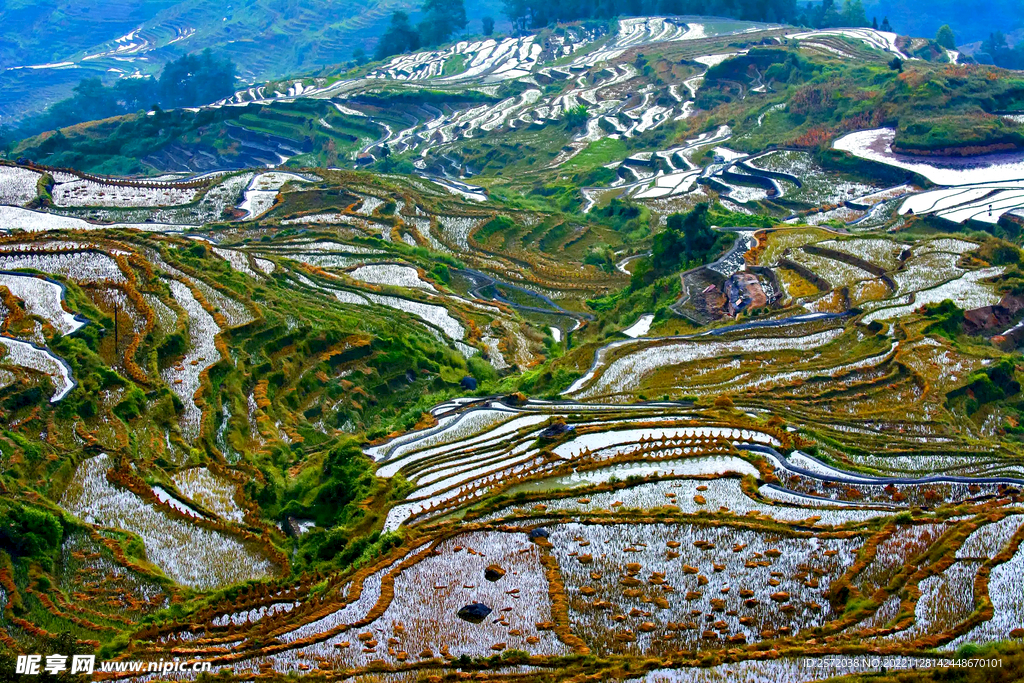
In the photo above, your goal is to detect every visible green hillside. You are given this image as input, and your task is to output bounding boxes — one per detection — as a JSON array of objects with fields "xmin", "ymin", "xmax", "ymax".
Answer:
[{"xmin": 0, "ymin": 0, "xmax": 505, "ymax": 123}]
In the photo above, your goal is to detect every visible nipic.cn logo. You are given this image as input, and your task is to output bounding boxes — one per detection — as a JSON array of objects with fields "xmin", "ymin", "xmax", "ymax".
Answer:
[
  {"xmin": 16, "ymin": 655, "xmax": 94, "ymax": 675},
  {"xmin": 15, "ymin": 655, "xmax": 213, "ymax": 675}
]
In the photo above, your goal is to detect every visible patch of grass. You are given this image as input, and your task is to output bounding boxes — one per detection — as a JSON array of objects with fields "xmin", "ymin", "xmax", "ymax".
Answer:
[{"xmin": 564, "ymin": 137, "xmax": 629, "ymax": 172}]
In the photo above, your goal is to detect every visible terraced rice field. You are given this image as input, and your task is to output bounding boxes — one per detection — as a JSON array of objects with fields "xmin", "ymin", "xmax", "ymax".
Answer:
[
  {"xmin": 0, "ymin": 166, "xmax": 41, "ymax": 206},
  {"xmin": 52, "ymin": 179, "xmax": 199, "ymax": 208},
  {"xmin": 836, "ymin": 128, "xmax": 1024, "ymax": 186},
  {"xmin": 171, "ymin": 467, "xmax": 247, "ymax": 524},
  {"xmin": 0, "ymin": 273, "xmax": 86, "ymax": 336},
  {"xmin": 4, "ymin": 13, "xmax": 1024, "ymax": 683},
  {"xmin": 3, "ymin": 125, "xmax": 1023, "ymax": 681},
  {"xmin": 161, "ymin": 279, "xmax": 222, "ymax": 441},
  {"xmin": 60, "ymin": 455, "xmax": 276, "ymax": 589},
  {"xmin": 95, "ymin": 396, "xmax": 1024, "ymax": 678},
  {"xmin": 0, "ymin": 336, "xmax": 75, "ymax": 401}
]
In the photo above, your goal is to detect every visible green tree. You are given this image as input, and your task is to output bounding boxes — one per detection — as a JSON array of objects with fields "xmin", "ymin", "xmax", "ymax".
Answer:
[
  {"xmin": 921, "ymin": 299, "xmax": 964, "ymax": 337},
  {"xmin": 813, "ymin": 0, "xmax": 841, "ymax": 28},
  {"xmin": 31, "ymin": 75, "xmax": 155, "ymax": 134},
  {"xmin": 979, "ymin": 31, "xmax": 1024, "ymax": 69},
  {"xmin": 651, "ymin": 203, "xmax": 721, "ymax": 274},
  {"xmin": 282, "ymin": 439, "xmax": 373, "ymax": 528},
  {"xmin": 69, "ymin": 78, "xmax": 119, "ymax": 123},
  {"xmin": 375, "ymin": 11, "xmax": 421, "ymax": 61},
  {"xmin": 936, "ymin": 24, "xmax": 957, "ymax": 50},
  {"xmin": 500, "ymin": 0, "xmax": 797, "ymax": 30},
  {"xmin": 157, "ymin": 49, "xmax": 236, "ymax": 108},
  {"xmin": 114, "ymin": 76, "xmax": 157, "ymax": 112},
  {"xmin": 840, "ymin": 0, "xmax": 867, "ymax": 27},
  {"xmin": 502, "ymin": 0, "xmax": 531, "ymax": 34},
  {"xmin": 983, "ymin": 31, "xmax": 1008, "ymax": 54},
  {"xmin": 482, "ymin": 16, "xmax": 495, "ymax": 36},
  {"xmin": 564, "ymin": 104, "xmax": 589, "ymax": 128},
  {"xmin": 419, "ymin": 0, "xmax": 468, "ymax": 47},
  {"xmin": 0, "ymin": 504, "xmax": 62, "ymax": 559},
  {"xmin": 629, "ymin": 257, "xmax": 652, "ymax": 291}
]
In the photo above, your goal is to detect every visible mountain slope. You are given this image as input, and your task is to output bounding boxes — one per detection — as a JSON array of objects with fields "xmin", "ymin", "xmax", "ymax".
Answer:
[
  {"xmin": 4, "ymin": 14, "xmax": 1024, "ymax": 681},
  {"xmin": 0, "ymin": 0, "xmax": 505, "ymax": 123},
  {"xmin": 863, "ymin": 0, "xmax": 1024, "ymax": 44}
]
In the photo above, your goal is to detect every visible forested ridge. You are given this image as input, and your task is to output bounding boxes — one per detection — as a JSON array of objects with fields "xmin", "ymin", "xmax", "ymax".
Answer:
[{"xmin": 11, "ymin": 50, "xmax": 237, "ymax": 140}]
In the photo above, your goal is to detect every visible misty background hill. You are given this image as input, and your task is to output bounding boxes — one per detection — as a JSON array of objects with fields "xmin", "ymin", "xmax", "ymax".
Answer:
[
  {"xmin": 0, "ymin": 0, "xmax": 504, "ymax": 124},
  {"xmin": 1, "ymin": 0, "xmax": 1021, "ymax": 127},
  {"xmin": 862, "ymin": 0, "xmax": 1023, "ymax": 45}
]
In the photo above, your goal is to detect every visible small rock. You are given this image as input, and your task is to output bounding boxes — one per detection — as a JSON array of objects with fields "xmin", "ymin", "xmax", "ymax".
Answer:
[{"xmin": 457, "ymin": 603, "xmax": 493, "ymax": 623}]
